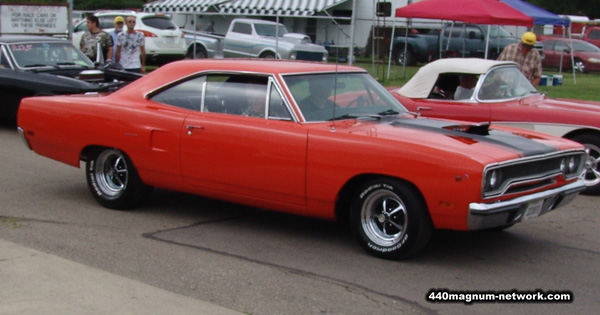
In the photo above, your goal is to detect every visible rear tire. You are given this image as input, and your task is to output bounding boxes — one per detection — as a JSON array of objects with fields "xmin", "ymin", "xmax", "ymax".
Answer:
[
  {"xmin": 350, "ymin": 178, "xmax": 432, "ymax": 259},
  {"xmin": 86, "ymin": 148, "xmax": 150, "ymax": 209},
  {"xmin": 570, "ymin": 134, "xmax": 600, "ymax": 195}
]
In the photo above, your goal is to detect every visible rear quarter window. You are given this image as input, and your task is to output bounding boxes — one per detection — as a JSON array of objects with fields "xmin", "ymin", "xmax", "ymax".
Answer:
[{"xmin": 142, "ymin": 17, "xmax": 177, "ymax": 30}]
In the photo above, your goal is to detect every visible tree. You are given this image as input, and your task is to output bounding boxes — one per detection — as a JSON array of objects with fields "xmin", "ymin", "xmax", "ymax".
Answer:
[
  {"xmin": 530, "ymin": 0, "xmax": 599, "ymax": 20},
  {"xmin": 73, "ymin": 0, "xmax": 144, "ymax": 11}
]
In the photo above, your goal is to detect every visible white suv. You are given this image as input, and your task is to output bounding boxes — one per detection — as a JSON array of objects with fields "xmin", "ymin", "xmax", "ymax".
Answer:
[{"xmin": 72, "ymin": 11, "xmax": 186, "ymax": 65}]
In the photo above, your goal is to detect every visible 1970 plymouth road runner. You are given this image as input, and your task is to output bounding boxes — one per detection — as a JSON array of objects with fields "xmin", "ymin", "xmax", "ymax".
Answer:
[{"xmin": 18, "ymin": 59, "xmax": 586, "ymax": 259}]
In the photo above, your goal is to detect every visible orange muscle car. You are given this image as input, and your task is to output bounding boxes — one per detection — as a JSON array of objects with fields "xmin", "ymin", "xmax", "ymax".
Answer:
[{"xmin": 18, "ymin": 59, "xmax": 587, "ymax": 259}]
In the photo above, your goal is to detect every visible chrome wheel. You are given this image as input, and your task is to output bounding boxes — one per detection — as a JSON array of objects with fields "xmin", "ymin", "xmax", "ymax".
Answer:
[
  {"xmin": 361, "ymin": 190, "xmax": 408, "ymax": 247},
  {"xmin": 574, "ymin": 59, "xmax": 585, "ymax": 73},
  {"xmin": 582, "ymin": 143, "xmax": 600, "ymax": 187},
  {"xmin": 351, "ymin": 179, "xmax": 432, "ymax": 259},
  {"xmin": 93, "ymin": 149, "xmax": 129, "ymax": 197}
]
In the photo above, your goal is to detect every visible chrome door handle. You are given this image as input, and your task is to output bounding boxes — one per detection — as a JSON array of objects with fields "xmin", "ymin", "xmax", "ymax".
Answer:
[{"xmin": 186, "ymin": 125, "xmax": 203, "ymax": 135}]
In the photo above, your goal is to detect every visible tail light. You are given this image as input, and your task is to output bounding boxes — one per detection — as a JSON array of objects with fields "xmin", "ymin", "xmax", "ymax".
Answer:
[{"xmin": 139, "ymin": 30, "xmax": 158, "ymax": 38}]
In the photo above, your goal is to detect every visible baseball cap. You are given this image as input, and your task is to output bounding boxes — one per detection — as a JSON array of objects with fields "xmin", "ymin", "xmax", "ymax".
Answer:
[
  {"xmin": 114, "ymin": 16, "xmax": 124, "ymax": 23},
  {"xmin": 521, "ymin": 32, "xmax": 536, "ymax": 49}
]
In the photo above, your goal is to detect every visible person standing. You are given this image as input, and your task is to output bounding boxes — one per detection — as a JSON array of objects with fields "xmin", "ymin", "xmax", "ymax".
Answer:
[
  {"xmin": 80, "ymin": 14, "xmax": 113, "ymax": 63},
  {"xmin": 116, "ymin": 16, "xmax": 146, "ymax": 73},
  {"xmin": 497, "ymin": 31, "xmax": 542, "ymax": 86},
  {"xmin": 108, "ymin": 16, "xmax": 124, "ymax": 64}
]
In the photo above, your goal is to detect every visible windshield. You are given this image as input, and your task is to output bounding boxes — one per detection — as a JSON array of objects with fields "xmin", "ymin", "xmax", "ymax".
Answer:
[
  {"xmin": 571, "ymin": 40, "xmax": 600, "ymax": 52},
  {"xmin": 284, "ymin": 72, "xmax": 408, "ymax": 122},
  {"xmin": 254, "ymin": 24, "xmax": 288, "ymax": 37},
  {"xmin": 477, "ymin": 66, "xmax": 537, "ymax": 101},
  {"xmin": 9, "ymin": 41, "xmax": 94, "ymax": 69}
]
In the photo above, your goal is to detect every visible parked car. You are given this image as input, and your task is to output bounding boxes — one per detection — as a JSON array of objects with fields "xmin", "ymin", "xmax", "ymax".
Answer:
[
  {"xmin": 0, "ymin": 35, "xmax": 142, "ymax": 122},
  {"xmin": 540, "ymin": 38, "xmax": 600, "ymax": 72},
  {"xmin": 18, "ymin": 59, "xmax": 586, "ymax": 259},
  {"xmin": 388, "ymin": 58, "xmax": 600, "ymax": 194},
  {"xmin": 183, "ymin": 18, "xmax": 328, "ymax": 62},
  {"xmin": 72, "ymin": 11, "xmax": 186, "ymax": 65}
]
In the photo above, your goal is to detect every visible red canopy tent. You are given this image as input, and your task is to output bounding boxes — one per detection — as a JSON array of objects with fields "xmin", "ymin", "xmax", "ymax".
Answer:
[
  {"xmin": 395, "ymin": 0, "xmax": 534, "ymax": 27},
  {"xmin": 388, "ymin": 0, "xmax": 534, "ymax": 77}
]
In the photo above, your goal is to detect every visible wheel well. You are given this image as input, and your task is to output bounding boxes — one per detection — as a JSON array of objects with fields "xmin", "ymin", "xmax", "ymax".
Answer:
[
  {"xmin": 259, "ymin": 50, "xmax": 276, "ymax": 58},
  {"xmin": 334, "ymin": 174, "xmax": 426, "ymax": 224},
  {"xmin": 563, "ymin": 128, "xmax": 600, "ymax": 142},
  {"xmin": 81, "ymin": 145, "xmax": 110, "ymax": 162},
  {"xmin": 187, "ymin": 43, "xmax": 207, "ymax": 55}
]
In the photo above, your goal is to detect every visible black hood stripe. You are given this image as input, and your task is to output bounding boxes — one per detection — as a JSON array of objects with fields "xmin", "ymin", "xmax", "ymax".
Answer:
[{"xmin": 389, "ymin": 118, "xmax": 558, "ymax": 157}]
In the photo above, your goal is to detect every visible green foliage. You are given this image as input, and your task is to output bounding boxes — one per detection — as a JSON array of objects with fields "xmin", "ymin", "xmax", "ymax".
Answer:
[
  {"xmin": 73, "ymin": 0, "xmax": 144, "ymax": 11},
  {"xmin": 529, "ymin": 0, "xmax": 599, "ymax": 20}
]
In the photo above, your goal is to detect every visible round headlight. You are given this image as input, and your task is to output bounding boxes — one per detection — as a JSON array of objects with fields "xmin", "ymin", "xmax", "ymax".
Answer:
[
  {"xmin": 489, "ymin": 169, "xmax": 500, "ymax": 189},
  {"xmin": 560, "ymin": 158, "xmax": 567, "ymax": 173},
  {"xmin": 568, "ymin": 156, "xmax": 577, "ymax": 173}
]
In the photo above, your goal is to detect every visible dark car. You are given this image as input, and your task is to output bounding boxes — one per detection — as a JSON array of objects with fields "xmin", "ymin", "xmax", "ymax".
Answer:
[
  {"xmin": 0, "ymin": 35, "xmax": 142, "ymax": 122},
  {"xmin": 541, "ymin": 38, "xmax": 600, "ymax": 72}
]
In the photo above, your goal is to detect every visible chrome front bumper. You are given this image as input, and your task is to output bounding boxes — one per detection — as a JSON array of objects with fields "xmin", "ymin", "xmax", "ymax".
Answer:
[
  {"xmin": 468, "ymin": 180, "xmax": 585, "ymax": 230},
  {"xmin": 17, "ymin": 127, "xmax": 32, "ymax": 151}
]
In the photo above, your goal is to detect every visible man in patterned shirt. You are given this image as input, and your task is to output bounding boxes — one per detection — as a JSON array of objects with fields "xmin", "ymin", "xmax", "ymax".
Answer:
[
  {"xmin": 497, "ymin": 32, "xmax": 542, "ymax": 86},
  {"xmin": 116, "ymin": 16, "xmax": 146, "ymax": 73},
  {"xmin": 79, "ymin": 14, "xmax": 113, "ymax": 63}
]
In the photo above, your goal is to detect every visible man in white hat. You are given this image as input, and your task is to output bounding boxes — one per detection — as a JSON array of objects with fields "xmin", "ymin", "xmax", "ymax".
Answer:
[{"xmin": 497, "ymin": 31, "xmax": 542, "ymax": 86}]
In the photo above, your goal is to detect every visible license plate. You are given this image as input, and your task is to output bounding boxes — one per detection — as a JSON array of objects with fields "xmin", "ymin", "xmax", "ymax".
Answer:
[
  {"xmin": 524, "ymin": 200, "xmax": 543, "ymax": 220},
  {"xmin": 165, "ymin": 37, "xmax": 175, "ymax": 44}
]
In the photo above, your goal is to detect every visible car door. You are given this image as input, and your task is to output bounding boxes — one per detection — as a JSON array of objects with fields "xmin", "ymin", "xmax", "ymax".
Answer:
[
  {"xmin": 180, "ymin": 74, "xmax": 308, "ymax": 207},
  {"xmin": 542, "ymin": 40, "xmax": 561, "ymax": 68}
]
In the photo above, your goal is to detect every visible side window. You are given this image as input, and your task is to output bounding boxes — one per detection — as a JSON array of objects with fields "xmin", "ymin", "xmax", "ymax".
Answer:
[
  {"xmin": 589, "ymin": 30, "xmax": 600, "ymax": 40},
  {"xmin": 203, "ymin": 75, "xmax": 269, "ymax": 117},
  {"xmin": 232, "ymin": 22, "xmax": 252, "ymax": 35},
  {"xmin": 268, "ymin": 81, "xmax": 292, "ymax": 120},
  {"xmin": 150, "ymin": 75, "xmax": 206, "ymax": 110},
  {"xmin": 465, "ymin": 26, "xmax": 482, "ymax": 39}
]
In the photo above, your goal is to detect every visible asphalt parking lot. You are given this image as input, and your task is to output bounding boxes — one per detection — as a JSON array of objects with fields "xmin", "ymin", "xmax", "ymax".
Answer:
[{"xmin": 1, "ymin": 122, "xmax": 598, "ymax": 314}]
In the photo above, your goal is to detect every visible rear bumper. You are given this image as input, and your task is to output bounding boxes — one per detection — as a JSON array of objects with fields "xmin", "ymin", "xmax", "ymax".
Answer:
[{"xmin": 468, "ymin": 180, "xmax": 585, "ymax": 230}]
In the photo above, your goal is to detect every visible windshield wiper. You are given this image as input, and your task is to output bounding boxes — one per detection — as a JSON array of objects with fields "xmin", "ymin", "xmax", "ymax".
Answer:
[
  {"xmin": 328, "ymin": 113, "xmax": 382, "ymax": 121},
  {"xmin": 377, "ymin": 109, "xmax": 401, "ymax": 116},
  {"xmin": 24, "ymin": 63, "xmax": 56, "ymax": 68},
  {"xmin": 56, "ymin": 62, "xmax": 77, "ymax": 66}
]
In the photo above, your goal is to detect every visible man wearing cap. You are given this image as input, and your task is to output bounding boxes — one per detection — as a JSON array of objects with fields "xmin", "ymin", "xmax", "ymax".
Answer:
[
  {"xmin": 497, "ymin": 31, "xmax": 542, "ymax": 86},
  {"xmin": 108, "ymin": 16, "xmax": 124, "ymax": 64}
]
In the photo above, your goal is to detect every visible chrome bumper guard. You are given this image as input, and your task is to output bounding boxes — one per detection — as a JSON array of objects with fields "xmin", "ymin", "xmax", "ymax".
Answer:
[{"xmin": 468, "ymin": 180, "xmax": 585, "ymax": 230}]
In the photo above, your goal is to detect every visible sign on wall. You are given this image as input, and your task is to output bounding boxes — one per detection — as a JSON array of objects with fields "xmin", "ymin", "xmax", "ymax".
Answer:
[{"xmin": 1, "ymin": 4, "xmax": 68, "ymax": 35}]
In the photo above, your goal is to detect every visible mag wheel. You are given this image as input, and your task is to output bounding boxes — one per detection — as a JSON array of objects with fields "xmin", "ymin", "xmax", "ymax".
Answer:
[
  {"xmin": 571, "ymin": 134, "xmax": 600, "ymax": 195},
  {"xmin": 351, "ymin": 179, "xmax": 432, "ymax": 259},
  {"xmin": 86, "ymin": 148, "xmax": 149, "ymax": 209}
]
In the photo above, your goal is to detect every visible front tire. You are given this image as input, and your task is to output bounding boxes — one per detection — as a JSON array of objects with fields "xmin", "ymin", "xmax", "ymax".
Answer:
[
  {"xmin": 350, "ymin": 179, "xmax": 432, "ymax": 259},
  {"xmin": 571, "ymin": 134, "xmax": 600, "ymax": 195},
  {"xmin": 86, "ymin": 148, "xmax": 149, "ymax": 210}
]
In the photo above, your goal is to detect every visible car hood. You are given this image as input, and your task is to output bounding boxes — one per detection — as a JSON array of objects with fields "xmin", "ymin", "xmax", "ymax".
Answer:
[{"xmin": 320, "ymin": 116, "xmax": 577, "ymax": 164}]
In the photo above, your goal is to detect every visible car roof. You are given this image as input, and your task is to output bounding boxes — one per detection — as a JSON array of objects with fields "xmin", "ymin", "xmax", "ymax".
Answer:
[
  {"xmin": 397, "ymin": 58, "xmax": 517, "ymax": 98},
  {"xmin": 0, "ymin": 35, "xmax": 69, "ymax": 44},
  {"xmin": 155, "ymin": 59, "xmax": 362, "ymax": 76}
]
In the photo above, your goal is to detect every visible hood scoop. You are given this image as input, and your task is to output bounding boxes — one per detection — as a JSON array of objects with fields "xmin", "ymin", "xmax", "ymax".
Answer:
[{"xmin": 443, "ymin": 122, "xmax": 490, "ymax": 136}]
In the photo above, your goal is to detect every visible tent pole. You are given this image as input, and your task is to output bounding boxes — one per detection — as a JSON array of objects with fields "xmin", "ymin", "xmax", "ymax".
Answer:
[
  {"xmin": 387, "ymin": 21, "xmax": 396, "ymax": 80},
  {"xmin": 569, "ymin": 26, "xmax": 576, "ymax": 84},
  {"xmin": 485, "ymin": 25, "xmax": 490, "ymax": 59}
]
